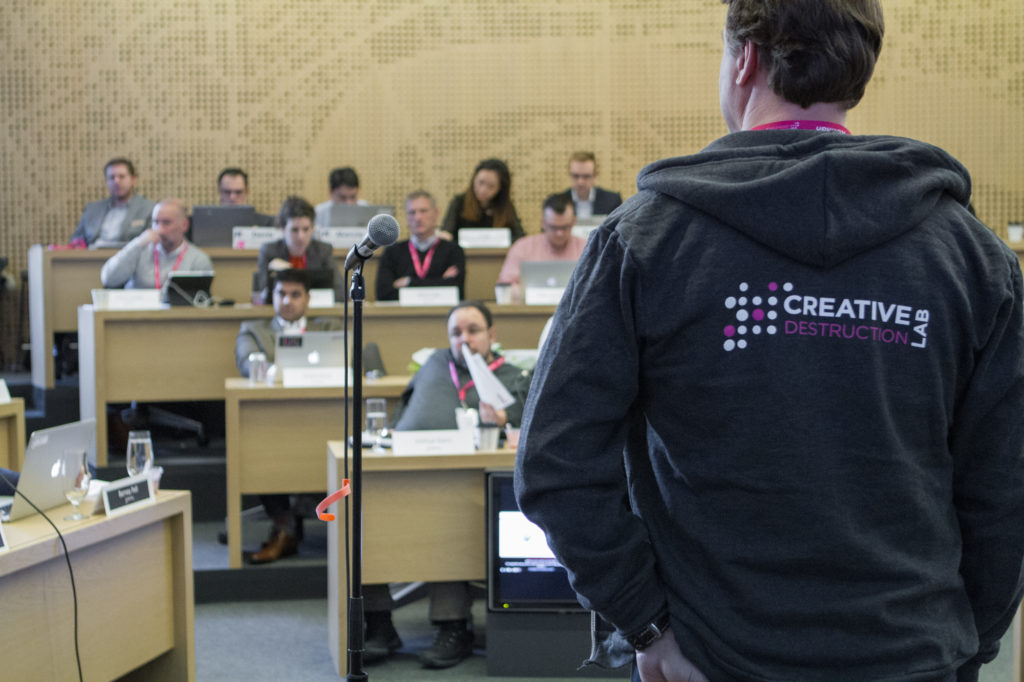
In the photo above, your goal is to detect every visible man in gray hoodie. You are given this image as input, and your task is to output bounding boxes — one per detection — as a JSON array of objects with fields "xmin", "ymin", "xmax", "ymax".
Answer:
[{"xmin": 516, "ymin": 1, "xmax": 1024, "ymax": 681}]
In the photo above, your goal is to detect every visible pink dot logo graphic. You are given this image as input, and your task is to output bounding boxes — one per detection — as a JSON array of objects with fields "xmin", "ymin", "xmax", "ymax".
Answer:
[{"xmin": 723, "ymin": 281, "xmax": 786, "ymax": 351}]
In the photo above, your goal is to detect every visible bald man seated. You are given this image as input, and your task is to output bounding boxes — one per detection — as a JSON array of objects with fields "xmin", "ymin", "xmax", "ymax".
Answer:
[{"xmin": 100, "ymin": 198, "xmax": 214, "ymax": 302}]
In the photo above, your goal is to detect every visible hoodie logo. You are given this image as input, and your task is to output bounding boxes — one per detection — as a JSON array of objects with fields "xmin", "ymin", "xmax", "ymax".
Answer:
[{"xmin": 723, "ymin": 282, "xmax": 930, "ymax": 352}]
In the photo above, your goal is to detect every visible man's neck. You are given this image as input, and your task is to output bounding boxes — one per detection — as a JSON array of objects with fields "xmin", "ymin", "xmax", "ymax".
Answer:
[
  {"xmin": 741, "ymin": 98, "xmax": 847, "ymax": 132},
  {"xmin": 410, "ymin": 230, "xmax": 438, "ymax": 250}
]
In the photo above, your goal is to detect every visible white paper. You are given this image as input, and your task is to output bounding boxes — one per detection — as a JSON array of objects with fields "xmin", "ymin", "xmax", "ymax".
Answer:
[
  {"xmin": 308, "ymin": 289, "xmax": 336, "ymax": 308},
  {"xmin": 398, "ymin": 286, "xmax": 460, "ymax": 307},
  {"xmin": 391, "ymin": 429, "xmax": 475, "ymax": 455},
  {"xmin": 282, "ymin": 366, "xmax": 352, "ymax": 387},
  {"xmin": 457, "ymin": 228, "xmax": 511, "ymax": 248},
  {"xmin": 524, "ymin": 286, "xmax": 565, "ymax": 306},
  {"xmin": 461, "ymin": 344, "xmax": 516, "ymax": 410},
  {"xmin": 316, "ymin": 226, "xmax": 366, "ymax": 249},
  {"xmin": 232, "ymin": 226, "xmax": 282, "ymax": 250},
  {"xmin": 92, "ymin": 288, "xmax": 163, "ymax": 310},
  {"xmin": 0, "ymin": 379, "xmax": 9, "ymax": 404}
]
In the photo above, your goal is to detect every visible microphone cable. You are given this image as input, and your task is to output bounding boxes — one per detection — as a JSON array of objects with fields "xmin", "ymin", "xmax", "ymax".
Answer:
[{"xmin": 0, "ymin": 467, "xmax": 84, "ymax": 682}]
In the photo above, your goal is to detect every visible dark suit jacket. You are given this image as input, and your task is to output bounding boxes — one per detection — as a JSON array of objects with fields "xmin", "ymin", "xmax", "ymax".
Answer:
[
  {"xmin": 235, "ymin": 316, "xmax": 344, "ymax": 377},
  {"xmin": 71, "ymin": 194, "xmax": 156, "ymax": 245},
  {"xmin": 556, "ymin": 187, "xmax": 623, "ymax": 217},
  {"xmin": 255, "ymin": 238, "xmax": 342, "ymax": 301}
]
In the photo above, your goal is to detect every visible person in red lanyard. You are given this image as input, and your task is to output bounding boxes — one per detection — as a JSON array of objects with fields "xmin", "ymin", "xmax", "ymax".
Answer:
[
  {"xmin": 515, "ymin": 1, "xmax": 1024, "ymax": 681},
  {"xmin": 100, "ymin": 198, "xmax": 214, "ymax": 301},
  {"xmin": 359, "ymin": 301, "xmax": 529, "ymax": 668},
  {"xmin": 375, "ymin": 189, "xmax": 466, "ymax": 301},
  {"xmin": 253, "ymin": 195, "xmax": 342, "ymax": 304}
]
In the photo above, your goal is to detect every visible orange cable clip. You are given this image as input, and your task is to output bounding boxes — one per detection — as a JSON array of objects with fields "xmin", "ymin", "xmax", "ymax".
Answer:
[{"xmin": 316, "ymin": 479, "xmax": 352, "ymax": 521}]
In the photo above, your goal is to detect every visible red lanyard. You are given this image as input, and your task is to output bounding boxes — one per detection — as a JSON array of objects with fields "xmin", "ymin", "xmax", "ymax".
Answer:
[
  {"xmin": 751, "ymin": 120, "xmax": 851, "ymax": 134},
  {"xmin": 409, "ymin": 241, "xmax": 438, "ymax": 280},
  {"xmin": 153, "ymin": 244, "xmax": 188, "ymax": 287},
  {"xmin": 449, "ymin": 356, "xmax": 506, "ymax": 403}
]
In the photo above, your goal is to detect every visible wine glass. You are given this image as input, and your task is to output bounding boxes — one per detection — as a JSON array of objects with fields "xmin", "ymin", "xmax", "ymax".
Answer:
[
  {"xmin": 62, "ymin": 450, "xmax": 92, "ymax": 521},
  {"xmin": 127, "ymin": 430, "xmax": 154, "ymax": 477},
  {"xmin": 365, "ymin": 399, "xmax": 388, "ymax": 452}
]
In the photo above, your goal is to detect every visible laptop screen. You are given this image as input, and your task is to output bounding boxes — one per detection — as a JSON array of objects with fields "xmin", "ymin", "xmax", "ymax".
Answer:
[
  {"xmin": 274, "ymin": 330, "xmax": 348, "ymax": 370},
  {"xmin": 190, "ymin": 205, "xmax": 258, "ymax": 247},
  {"xmin": 6, "ymin": 419, "xmax": 97, "ymax": 522}
]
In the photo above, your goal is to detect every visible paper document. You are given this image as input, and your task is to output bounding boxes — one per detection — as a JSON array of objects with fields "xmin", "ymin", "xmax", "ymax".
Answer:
[{"xmin": 461, "ymin": 344, "xmax": 516, "ymax": 410}]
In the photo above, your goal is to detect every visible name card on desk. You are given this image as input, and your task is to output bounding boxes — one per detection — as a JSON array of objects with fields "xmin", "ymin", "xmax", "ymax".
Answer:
[
  {"xmin": 0, "ymin": 517, "xmax": 8, "ymax": 553},
  {"xmin": 282, "ymin": 366, "xmax": 352, "ymax": 388},
  {"xmin": 391, "ymin": 429, "xmax": 475, "ymax": 455},
  {"xmin": 308, "ymin": 289, "xmax": 336, "ymax": 308},
  {"xmin": 232, "ymin": 227, "xmax": 281, "ymax": 250},
  {"xmin": 524, "ymin": 286, "xmax": 566, "ymax": 306},
  {"xmin": 458, "ymin": 228, "xmax": 511, "ymax": 249},
  {"xmin": 316, "ymin": 227, "xmax": 365, "ymax": 249},
  {"xmin": 0, "ymin": 379, "xmax": 9, "ymax": 404},
  {"xmin": 102, "ymin": 475, "xmax": 155, "ymax": 517},
  {"xmin": 91, "ymin": 289, "xmax": 163, "ymax": 310},
  {"xmin": 398, "ymin": 286, "xmax": 460, "ymax": 307}
]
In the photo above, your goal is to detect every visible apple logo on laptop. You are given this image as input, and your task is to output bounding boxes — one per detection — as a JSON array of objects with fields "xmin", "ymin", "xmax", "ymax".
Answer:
[{"xmin": 307, "ymin": 350, "xmax": 321, "ymax": 365}]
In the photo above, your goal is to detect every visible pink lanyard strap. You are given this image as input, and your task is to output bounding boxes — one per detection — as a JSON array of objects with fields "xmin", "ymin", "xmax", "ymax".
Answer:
[
  {"xmin": 751, "ymin": 120, "xmax": 851, "ymax": 134},
  {"xmin": 449, "ymin": 356, "xmax": 506, "ymax": 403},
  {"xmin": 153, "ymin": 244, "xmax": 188, "ymax": 287},
  {"xmin": 409, "ymin": 241, "xmax": 438, "ymax": 280}
]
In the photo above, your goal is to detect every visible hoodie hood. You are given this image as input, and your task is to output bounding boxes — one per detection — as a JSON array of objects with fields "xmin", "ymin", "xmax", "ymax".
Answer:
[{"xmin": 637, "ymin": 130, "xmax": 972, "ymax": 268}]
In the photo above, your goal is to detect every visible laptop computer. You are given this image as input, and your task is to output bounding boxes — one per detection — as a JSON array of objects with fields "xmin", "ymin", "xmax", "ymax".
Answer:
[
  {"xmin": 166, "ymin": 271, "xmax": 215, "ymax": 306},
  {"xmin": 0, "ymin": 419, "xmax": 97, "ymax": 522},
  {"xmin": 520, "ymin": 260, "xmax": 577, "ymax": 290},
  {"xmin": 190, "ymin": 205, "xmax": 258, "ymax": 247},
  {"xmin": 326, "ymin": 204, "xmax": 395, "ymax": 228},
  {"xmin": 275, "ymin": 330, "xmax": 348, "ymax": 370}
]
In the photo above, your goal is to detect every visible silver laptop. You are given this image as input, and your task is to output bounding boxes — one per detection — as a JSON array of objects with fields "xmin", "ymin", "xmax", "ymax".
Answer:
[
  {"xmin": 520, "ymin": 260, "xmax": 577, "ymax": 290},
  {"xmin": 326, "ymin": 204, "xmax": 395, "ymax": 228},
  {"xmin": 275, "ymin": 330, "xmax": 348, "ymax": 370},
  {"xmin": 0, "ymin": 419, "xmax": 97, "ymax": 522}
]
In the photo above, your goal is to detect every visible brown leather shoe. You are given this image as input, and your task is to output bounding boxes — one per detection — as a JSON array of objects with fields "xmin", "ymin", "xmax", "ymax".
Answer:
[{"xmin": 248, "ymin": 528, "xmax": 299, "ymax": 564}]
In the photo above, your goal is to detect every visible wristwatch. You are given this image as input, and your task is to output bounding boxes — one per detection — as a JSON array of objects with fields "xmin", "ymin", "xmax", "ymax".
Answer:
[{"xmin": 625, "ymin": 612, "xmax": 671, "ymax": 651}]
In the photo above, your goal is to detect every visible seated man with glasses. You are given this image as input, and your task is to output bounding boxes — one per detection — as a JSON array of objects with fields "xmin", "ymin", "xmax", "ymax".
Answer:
[{"xmin": 495, "ymin": 193, "xmax": 586, "ymax": 302}]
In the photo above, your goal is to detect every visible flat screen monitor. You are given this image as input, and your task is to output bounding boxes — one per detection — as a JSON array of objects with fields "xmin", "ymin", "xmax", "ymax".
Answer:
[{"xmin": 487, "ymin": 471, "xmax": 584, "ymax": 613}]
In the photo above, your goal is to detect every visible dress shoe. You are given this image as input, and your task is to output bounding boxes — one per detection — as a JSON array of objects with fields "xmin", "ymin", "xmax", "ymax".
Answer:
[
  {"xmin": 419, "ymin": 619, "xmax": 474, "ymax": 668},
  {"xmin": 247, "ymin": 528, "xmax": 298, "ymax": 564},
  {"xmin": 364, "ymin": 611, "xmax": 402, "ymax": 663}
]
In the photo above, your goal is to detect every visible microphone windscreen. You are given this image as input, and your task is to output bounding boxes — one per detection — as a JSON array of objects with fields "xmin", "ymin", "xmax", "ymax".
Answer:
[{"xmin": 367, "ymin": 214, "xmax": 400, "ymax": 247}]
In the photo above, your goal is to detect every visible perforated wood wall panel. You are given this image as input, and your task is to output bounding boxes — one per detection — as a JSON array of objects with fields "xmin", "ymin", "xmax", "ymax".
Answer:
[{"xmin": 1, "ymin": 1, "xmax": 1022, "ymax": 362}]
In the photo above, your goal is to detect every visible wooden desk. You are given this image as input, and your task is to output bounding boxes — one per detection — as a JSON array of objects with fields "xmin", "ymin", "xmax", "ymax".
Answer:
[
  {"xmin": 0, "ymin": 490, "xmax": 194, "ymax": 681},
  {"xmin": 325, "ymin": 441, "xmax": 514, "ymax": 674},
  {"xmin": 78, "ymin": 303, "xmax": 552, "ymax": 462},
  {"xmin": 30, "ymin": 243, "xmax": 506, "ymax": 389},
  {"xmin": 0, "ymin": 398, "xmax": 26, "ymax": 471},
  {"xmin": 223, "ymin": 377, "xmax": 408, "ymax": 569}
]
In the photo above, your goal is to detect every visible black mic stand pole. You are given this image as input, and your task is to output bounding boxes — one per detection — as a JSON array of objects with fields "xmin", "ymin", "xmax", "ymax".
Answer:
[{"xmin": 347, "ymin": 261, "xmax": 368, "ymax": 681}]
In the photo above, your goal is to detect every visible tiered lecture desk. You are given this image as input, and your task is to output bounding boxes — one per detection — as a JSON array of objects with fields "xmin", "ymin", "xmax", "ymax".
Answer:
[
  {"xmin": 78, "ymin": 303, "xmax": 552, "ymax": 463},
  {"xmin": 223, "ymin": 376, "xmax": 409, "ymax": 568},
  {"xmin": 325, "ymin": 440, "xmax": 515, "ymax": 675},
  {"xmin": 0, "ymin": 490, "xmax": 194, "ymax": 681},
  {"xmin": 30, "ymin": 243, "xmax": 506, "ymax": 389},
  {"xmin": 0, "ymin": 398, "xmax": 26, "ymax": 471}
]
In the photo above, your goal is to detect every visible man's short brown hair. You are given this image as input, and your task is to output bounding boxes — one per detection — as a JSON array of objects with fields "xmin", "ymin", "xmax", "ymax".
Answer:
[{"xmin": 723, "ymin": 0, "xmax": 884, "ymax": 110}]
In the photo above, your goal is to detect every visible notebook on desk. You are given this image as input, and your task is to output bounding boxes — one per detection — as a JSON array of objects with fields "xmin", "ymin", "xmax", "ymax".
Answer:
[{"xmin": 1, "ymin": 419, "xmax": 96, "ymax": 523}]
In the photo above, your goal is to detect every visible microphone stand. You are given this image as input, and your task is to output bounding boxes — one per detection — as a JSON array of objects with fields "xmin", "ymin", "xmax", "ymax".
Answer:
[{"xmin": 346, "ymin": 261, "xmax": 367, "ymax": 681}]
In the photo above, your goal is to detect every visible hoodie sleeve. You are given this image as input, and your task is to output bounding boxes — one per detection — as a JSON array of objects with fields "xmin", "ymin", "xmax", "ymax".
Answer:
[
  {"xmin": 949, "ymin": 249, "xmax": 1024, "ymax": 671},
  {"xmin": 514, "ymin": 223, "xmax": 667, "ymax": 635}
]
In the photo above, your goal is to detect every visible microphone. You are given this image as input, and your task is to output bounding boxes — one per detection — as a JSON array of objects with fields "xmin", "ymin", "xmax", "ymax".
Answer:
[{"xmin": 344, "ymin": 214, "xmax": 400, "ymax": 270}]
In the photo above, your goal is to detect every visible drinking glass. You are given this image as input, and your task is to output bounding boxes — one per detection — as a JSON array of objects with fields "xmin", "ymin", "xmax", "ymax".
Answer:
[
  {"xmin": 62, "ymin": 450, "xmax": 92, "ymax": 521},
  {"xmin": 365, "ymin": 399, "xmax": 388, "ymax": 452},
  {"xmin": 127, "ymin": 430, "xmax": 154, "ymax": 477}
]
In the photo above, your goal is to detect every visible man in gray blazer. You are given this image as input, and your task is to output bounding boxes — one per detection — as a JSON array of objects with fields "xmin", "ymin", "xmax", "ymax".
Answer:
[
  {"xmin": 71, "ymin": 158, "xmax": 155, "ymax": 246},
  {"xmin": 234, "ymin": 268, "xmax": 343, "ymax": 563}
]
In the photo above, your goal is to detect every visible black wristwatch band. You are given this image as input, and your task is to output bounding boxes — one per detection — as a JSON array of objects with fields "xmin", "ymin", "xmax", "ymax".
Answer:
[{"xmin": 625, "ymin": 611, "xmax": 672, "ymax": 651}]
